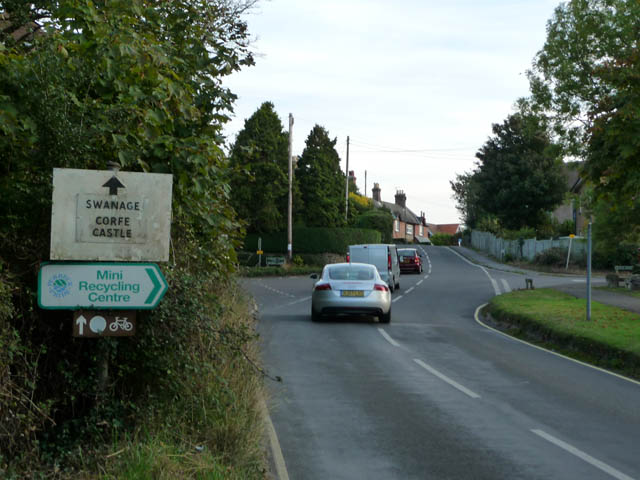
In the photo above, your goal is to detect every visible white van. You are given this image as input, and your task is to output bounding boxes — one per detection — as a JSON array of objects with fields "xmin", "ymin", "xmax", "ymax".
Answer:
[{"xmin": 347, "ymin": 244, "xmax": 400, "ymax": 292}]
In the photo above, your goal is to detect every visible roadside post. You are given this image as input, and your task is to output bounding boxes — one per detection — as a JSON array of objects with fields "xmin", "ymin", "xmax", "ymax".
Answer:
[
  {"xmin": 257, "ymin": 237, "xmax": 263, "ymax": 267},
  {"xmin": 565, "ymin": 234, "xmax": 575, "ymax": 270},
  {"xmin": 587, "ymin": 223, "xmax": 592, "ymax": 321},
  {"xmin": 39, "ymin": 166, "xmax": 173, "ymax": 394}
]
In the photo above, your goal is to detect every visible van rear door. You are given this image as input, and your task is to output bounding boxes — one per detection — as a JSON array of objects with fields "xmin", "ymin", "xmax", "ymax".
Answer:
[
  {"xmin": 349, "ymin": 246, "xmax": 369, "ymax": 264},
  {"xmin": 368, "ymin": 247, "xmax": 387, "ymax": 272}
]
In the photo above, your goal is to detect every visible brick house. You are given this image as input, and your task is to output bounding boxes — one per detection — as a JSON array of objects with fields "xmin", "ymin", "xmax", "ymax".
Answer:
[{"xmin": 371, "ymin": 184, "xmax": 432, "ymax": 243}]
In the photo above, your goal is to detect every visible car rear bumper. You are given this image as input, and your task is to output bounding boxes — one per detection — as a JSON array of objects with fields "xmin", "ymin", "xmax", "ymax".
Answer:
[
  {"xmin": 400, "ymin": 265, "xmax": 420, "ymax": 272},
  {"xmin": 312, "ymin": 291, "xmax": 391, "ymax": 316},
  {"xmin": 318, "ymin": 306, "xmax": 386, "ymax": 316}
]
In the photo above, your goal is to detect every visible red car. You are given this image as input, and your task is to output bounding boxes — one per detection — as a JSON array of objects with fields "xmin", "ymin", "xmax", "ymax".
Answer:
[{"xmin": 398, "ymin": 248, "xmax": 423, "ymax": 273}]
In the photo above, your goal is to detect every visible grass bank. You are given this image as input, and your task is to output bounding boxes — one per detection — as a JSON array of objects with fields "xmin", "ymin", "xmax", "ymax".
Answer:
[
  {"xmin": 97, "ymin": 280, "xmax": 266, "ymax": 479},
  {"xmin": 487, "ymin": 289, "xmax": 640, "ymax": 379}
]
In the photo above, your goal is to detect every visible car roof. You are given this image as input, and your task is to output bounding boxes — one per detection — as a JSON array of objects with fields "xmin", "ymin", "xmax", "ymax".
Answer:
[{"xmin": 327, "ymin": 262, "xmax": 376, "ymax": 269}]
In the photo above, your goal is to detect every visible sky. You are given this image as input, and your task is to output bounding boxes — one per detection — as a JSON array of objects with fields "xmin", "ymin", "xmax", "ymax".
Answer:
[{"xmin": 222, "ymin": 0, "xmax": 561, "ymax": 225}]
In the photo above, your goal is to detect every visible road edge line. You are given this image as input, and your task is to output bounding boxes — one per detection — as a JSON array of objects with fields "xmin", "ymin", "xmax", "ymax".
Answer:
[
  {"xmin": 260, "ymin": 398, "xmax": 290, "ymax": 480},
  {"xmin": 474, "ymin": 304, "xmax": 640, "ymax": 387}
]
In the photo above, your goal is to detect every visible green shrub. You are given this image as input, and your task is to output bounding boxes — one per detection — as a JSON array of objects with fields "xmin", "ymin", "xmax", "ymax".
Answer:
[
  {"xmin": 533, "ymin": 247, "xmax": 567, "ymax": 267},
  {"xmin": 592, "ymin": 241, "xmax": 638, "ymax": 270},
  {"xmin": 502, "ymin": 227, "xmax": 536, "ymax": 241},
  {"xmin": 431, "ymin": 233, "xmax": 454, "ymax": 246},
  {"xmin": 353, "ymin": 209, "xmax": 394, "ymax": 243}
]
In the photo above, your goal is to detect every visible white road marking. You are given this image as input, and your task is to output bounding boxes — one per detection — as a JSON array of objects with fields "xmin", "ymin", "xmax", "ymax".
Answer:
[
  {"xmin": 447, "ymin": 247, "xmax": 501, "ymax": 295},
  {"xmin": 283, "ymin": 296, "xmax": 311, "ymax": 307},
  {"xmin": 392, "ymin": 295, "xmax": 404, "ymax": 303},
  {"xmin": 417, "ymin": 280, "xmax": 424, "ymax": 286},
  {"xmin": 406, "ymin": 286, "xmax": 415, "ymax": 294},
  {"xmin": 474, "ymin": 304, "xmax": 640, "ymax": 386},
  {"xmin": 531, "ymin": 429, "xmax": 635, "ymax": 480},
  {"xmin": 378, "ymin": 328, "xmax": 400, "ymax": 347},
  {"xmin": 500, "ymin": 279, "xmax": 511, "ymax": 293},
  {"xmin": 414, "ymin": 359, "xmax": 481, "ymax": 399}
]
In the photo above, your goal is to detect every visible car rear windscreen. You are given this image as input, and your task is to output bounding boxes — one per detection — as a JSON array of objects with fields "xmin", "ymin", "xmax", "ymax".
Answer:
[{"xmin": 328, "ymin": 266, "xmax": 375, "ymax": 281}]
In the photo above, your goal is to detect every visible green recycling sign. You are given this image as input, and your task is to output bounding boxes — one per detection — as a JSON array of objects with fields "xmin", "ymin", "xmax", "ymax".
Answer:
[{"xmin": 38, "ymin": 262, "xmax": 168, "ymax": 310}]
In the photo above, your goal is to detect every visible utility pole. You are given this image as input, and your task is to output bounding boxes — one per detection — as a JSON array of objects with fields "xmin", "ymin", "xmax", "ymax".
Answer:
[
  {"xmin": 287, "ymin": 113, "xmax": 294, "ymax": 261},
  {"xmin": 365, "ymin": 170, "xmax": 367, "ymax": 198},
  {"xmin": 344, "ymin": 136, "xmax": 350, "ymax": 222}
]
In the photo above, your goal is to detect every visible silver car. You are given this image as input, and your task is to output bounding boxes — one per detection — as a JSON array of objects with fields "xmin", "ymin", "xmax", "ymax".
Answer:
[{"xmin": 310, "ymin": 263, "xmax": 392, "ymax": 323}]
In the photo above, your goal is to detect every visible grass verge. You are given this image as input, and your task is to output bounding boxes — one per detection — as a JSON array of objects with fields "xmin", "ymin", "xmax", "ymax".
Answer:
[
  {"xmin": 104, "ymin": 280, "xmax": 266, "ymax": 479},
  {"xmin": 487, "ymin": 288, "xmax": 640, "ymax": 379}
]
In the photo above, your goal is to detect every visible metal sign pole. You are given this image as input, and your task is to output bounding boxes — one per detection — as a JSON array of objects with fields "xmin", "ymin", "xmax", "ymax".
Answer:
[{"xmin": 587, "ymin": 222, "xmax": 592, "ymax": 321}]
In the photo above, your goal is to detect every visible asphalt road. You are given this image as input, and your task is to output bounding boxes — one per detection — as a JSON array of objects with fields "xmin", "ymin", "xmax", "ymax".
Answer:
[{"xmin": 243, "ymin": 246, "xmax": 640, "ymax": 480}]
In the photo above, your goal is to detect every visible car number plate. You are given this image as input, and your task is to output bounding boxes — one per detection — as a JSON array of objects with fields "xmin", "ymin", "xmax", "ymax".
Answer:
[{"xmin": 341, "ymin": 290, "xmax": 364, "ymax": 297}]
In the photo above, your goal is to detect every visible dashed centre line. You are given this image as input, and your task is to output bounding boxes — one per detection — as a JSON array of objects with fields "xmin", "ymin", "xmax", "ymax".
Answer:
[{"xmin": 414, "ymin": 359, "xmax": 481, "ymax": 399}]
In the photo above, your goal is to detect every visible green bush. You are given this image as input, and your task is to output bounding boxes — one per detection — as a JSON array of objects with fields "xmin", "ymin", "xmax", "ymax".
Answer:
[
  {"xmin": 353, "ymin": 209, "xmax": 394, "ymax": 243},
  {"xmin": 243, "ymin": 227, "xmax": 380, "ymax": 254},
  {"xmin": 533, "ymin": 247, "xmax": 567, "ymax": 267},
  {"xmin": 431, "ymin": 233, "xmax": 455, "ymax": 246},
  {"xmin": 592, "ymin": 241, "xmax": 638, "ymax": 270},
  {"xmin": 502, "ymin": 227, "xmax": 536, "ymax": 241}
]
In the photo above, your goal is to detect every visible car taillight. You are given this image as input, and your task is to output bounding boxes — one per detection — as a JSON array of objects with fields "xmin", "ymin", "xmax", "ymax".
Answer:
[
  {"xmin": 388, "ymin": 253, "xmax": 392, "ymax": 270},
  {"xmin": 374, "ymin": 284, "xmax": 389, "ymax": 292},
  {"xmin": 314, "ymin": 283, "xmax": 331, "ymax": 291},
  {"xmin": 346, "ymin": 253, "xmax": 350, "ymax": 262},
  {"xmin": 414, "ymin": 257, "xmax": 419, "ymax": 263}
]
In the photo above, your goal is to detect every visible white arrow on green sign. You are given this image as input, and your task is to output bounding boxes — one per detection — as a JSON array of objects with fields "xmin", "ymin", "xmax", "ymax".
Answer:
[{"xmin": 38, "ymin": 263, "xmax": 168, "ymax": 310}]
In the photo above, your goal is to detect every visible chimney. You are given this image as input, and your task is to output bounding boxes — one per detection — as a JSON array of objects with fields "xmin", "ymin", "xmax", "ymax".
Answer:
[
  {"xmin": 395, "ymin": 190, "xmax": 406, "ymax": 208},
  {"xmin": 372, "ymin": 183, "xmax": 381, "ymax": 202}
]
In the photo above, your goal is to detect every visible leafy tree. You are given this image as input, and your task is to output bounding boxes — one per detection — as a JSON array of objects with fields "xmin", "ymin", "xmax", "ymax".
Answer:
[
  {"xmin": 473, "ymin": 113, "xmax": 566, "ymax": 230},
  {"xmin": 527, "ymin": 0, "xmax": 640, "ymax": 237},
  {"xmin": 228, "ymin": 102, "xmax": 291, "ymax": 234},
  {"xmin": 450, "ymin": 171, "xmax": 485, "ymax": 229},
  {"xmin": 584, "ymin": 46, "xmax": 640, "ymax": 229},
  {"xmin": 527, "ymin": 0, "xmax": 640, "ymax": 156},
  {"xmin": 0, "ymin": 0, "xmax": 255, "ymax": 267},
  {"xmin": 296, "ymin": 125, "xmax": 345, "ymax": 227}
]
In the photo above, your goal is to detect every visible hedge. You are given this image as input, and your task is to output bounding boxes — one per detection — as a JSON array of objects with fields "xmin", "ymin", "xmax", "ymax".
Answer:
[{"xmin": 243, "ymin": 227, "xmax": 381, "ymax": 254}]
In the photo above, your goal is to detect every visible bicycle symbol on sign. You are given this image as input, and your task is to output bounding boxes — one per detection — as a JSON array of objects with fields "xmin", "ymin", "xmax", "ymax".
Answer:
[{"xmin": 109, "ymin": 316, "xmax": 133, "ymax": 332}]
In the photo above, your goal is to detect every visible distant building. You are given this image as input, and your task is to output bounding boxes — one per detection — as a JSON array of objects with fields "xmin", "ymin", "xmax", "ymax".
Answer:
[{"xmin": 371, "ymin": 184, "xmax": 432, "ymax": 243}]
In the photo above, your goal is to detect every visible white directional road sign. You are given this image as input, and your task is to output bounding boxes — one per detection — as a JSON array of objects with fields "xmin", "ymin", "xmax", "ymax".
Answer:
[
  {"xmin": 50, "ymin": 168, "xmax": 173, "ymax": 261},
  {"xmin": 38, "ymin": 263, "xmax": 168, "ymax": 310}
]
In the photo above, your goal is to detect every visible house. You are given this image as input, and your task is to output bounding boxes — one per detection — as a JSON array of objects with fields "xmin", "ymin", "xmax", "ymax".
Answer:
[
  {"xmin": 552, "ymin": 163, "xmax": 587, "ymax": 235},
  {"xmin": 427, "ymin": 224, "xmax": 462, "ymax": 236},
  {"xmin": 371, "ymin": 184, "xmax": 432, "ymax": 243}
]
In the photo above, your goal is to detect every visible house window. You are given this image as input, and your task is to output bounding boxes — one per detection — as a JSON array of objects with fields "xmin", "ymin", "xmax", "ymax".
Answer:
[
  {"xmin": 407, "ymin": 224, "xmax": 413, "ymax": 235},
  {"xmin": 394, "ymin": 220, "xmax": 399, "ymax": 232},
  {"xmin": 419, "ymin": 225, "xmax": 423, "ymax": 236}
]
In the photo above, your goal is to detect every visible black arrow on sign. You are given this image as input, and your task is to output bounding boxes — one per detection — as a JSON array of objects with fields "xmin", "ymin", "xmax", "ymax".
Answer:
[{"xmin": 103, "ymin": 176, "xmax": 125, "ymax": 195}]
